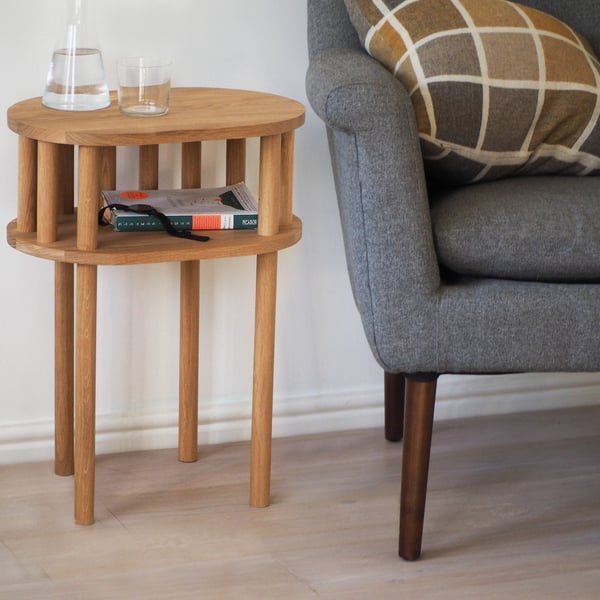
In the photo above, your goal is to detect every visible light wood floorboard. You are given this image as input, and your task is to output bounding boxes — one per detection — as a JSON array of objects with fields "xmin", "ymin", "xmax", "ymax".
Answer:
[{"xmin": 1, "ymin": 406, "xmax": 599, "ymax": 599}]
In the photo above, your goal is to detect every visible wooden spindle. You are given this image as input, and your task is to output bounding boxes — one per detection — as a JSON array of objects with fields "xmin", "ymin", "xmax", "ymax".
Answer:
[
  {"xmin": 139, "ymin": 144, "xmax": 159, "ymax": 189},
  {"xmin": 17, "ymin": 136, "xmax": 37, "ymax": 233},
  {"xmin": 37, "ymin": 141, "xmax": 61, "ymax": 243},
  {"xmin": 258, "ymin": 134, "xmax": 281, "ymax": 237},
  {"xmin": 58, "ymin": 144, "xmax": 75, "ymax": 215},
  {"xmin": 226, "ymin": 138, "xmax": 246, "ymax": 185},
  {"xmin": 182, "ymin": 142, "xmax": 202, "ymax": 189},
  {"xmin": 280, "ymin": 131, "xmax": 295, "ymax": 227}
]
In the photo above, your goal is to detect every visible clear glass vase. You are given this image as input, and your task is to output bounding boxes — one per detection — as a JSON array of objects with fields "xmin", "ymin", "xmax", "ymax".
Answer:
[{"xmin": 42, "ymin": 0, "xmax": 110, "ymax": 111}]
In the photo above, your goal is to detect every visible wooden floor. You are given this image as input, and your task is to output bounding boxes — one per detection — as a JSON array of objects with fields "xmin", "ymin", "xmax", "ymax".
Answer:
[{"xmin": 1, "ymin": 406, "xmax": 599, "ymax": 599}]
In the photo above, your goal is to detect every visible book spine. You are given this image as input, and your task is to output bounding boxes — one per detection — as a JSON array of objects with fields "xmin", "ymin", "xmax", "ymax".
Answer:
[
  {"xmin": 233, "ymin": 214, "xmax": 258, "ymax": 229},
  {"xmin": 191, "ymin": 214, "xmax": 222, "ymax": 230},
  {"xmin": 190, "ymin": 214, "xmax": 259, "ymax": 230},
  {"xmin": 113, "ymin": 215, "xmax": 193, "ymax": 231},
  {"xmin": 112, "ymin": 213, "xmax": 259, "ymax": 231}
]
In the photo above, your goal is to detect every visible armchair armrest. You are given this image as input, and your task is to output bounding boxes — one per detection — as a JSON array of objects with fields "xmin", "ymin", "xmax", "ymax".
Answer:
[
  {"xmin": 306, "ymin": 46, "xmax": 441, "ymax": 371},
  {"xmin": 306, "ymin": 48, "xmax": 413, "ymax": 132}
]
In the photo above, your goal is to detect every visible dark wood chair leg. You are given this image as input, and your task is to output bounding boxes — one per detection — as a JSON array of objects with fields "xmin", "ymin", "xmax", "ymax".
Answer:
[
  {"xmin": 384, "ymin": 371, "xmax": 405, "ymax": 441},
  {"xmin": 399, "ymin": 377, "xmax": 437, "ymax": 561}
]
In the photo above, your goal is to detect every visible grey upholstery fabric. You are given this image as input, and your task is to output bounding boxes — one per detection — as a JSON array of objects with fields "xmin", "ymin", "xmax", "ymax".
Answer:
[
  {"xmin": 306, "ymin": 0, "xmax": 600, "ymax": 375},
  {"xmin": 522, "ymin": 0, "xmax": 600, "ymax": 55},
  {"xmin": 431, "ymin": 177, "xmax": 600, "ymax": 282}
]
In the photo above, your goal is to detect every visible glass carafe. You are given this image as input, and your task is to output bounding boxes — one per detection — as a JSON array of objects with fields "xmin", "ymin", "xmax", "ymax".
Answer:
[{"xmin": 42, "ymin": 0, "xmax": 110, "ymax": 111}]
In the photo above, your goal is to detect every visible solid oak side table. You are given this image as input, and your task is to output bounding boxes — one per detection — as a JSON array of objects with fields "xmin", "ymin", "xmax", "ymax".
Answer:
[{"xmin": 6, "ymin": 87, "xmax": 305, "ymax": 524}]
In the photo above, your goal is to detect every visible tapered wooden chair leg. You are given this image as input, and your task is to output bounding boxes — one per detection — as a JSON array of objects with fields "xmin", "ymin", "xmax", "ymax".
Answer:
[
  {"xmin": 399, "ymin": 377, "xmax": 437, "ymax": 561},
  {"xmin": 384, "ymin": 371, "xmax": 405, "ymax": 442}
]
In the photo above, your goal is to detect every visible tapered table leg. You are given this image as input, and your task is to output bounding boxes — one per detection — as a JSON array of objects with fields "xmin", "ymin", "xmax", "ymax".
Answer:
[
  {"xmin": 54, "ymin": 144, "xmax": 75, "ymax": 477},
  {"xmin": 249, "ymin": 133, "xmax": 282, "ymax": 508},
  {"xmin": 249, "ymin": 251, "xmax": 278, "ymax": 507},
  {"xmin": 74, "ymin": 264, "xmax": 97, "ymax": 525},
  {"xmin": 179, "ymin": 260, "xmax": 200, "ymax": 462},
  {"xmin": 55, "ymin": 262, "xmax": 74, "ymax": 476},
  {"xmin": 74, "ymin": 146, "xmax": 101, "ymax": 525}
]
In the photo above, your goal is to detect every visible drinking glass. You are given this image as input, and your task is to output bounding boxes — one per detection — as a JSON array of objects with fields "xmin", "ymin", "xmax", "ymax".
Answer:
[{"xmin": 117, "ymin": 57, "xmax": 172, "ymax": 117}]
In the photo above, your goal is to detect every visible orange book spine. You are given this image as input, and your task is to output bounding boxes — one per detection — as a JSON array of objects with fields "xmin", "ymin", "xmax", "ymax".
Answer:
[{"xmin": 191, "ymin": 215, "xmax": 222, "ymax": 230}]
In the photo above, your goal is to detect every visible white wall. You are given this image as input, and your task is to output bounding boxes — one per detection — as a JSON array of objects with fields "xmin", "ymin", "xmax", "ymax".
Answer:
[{"xmin": 1, "ymin": 1, "xmax": 599, "ymax": 464}]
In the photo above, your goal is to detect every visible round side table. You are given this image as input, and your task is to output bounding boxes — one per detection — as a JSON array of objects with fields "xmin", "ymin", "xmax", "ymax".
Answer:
[{"xmin": 6, "ymin": 87, "xmax": 305, "ymax": 524}]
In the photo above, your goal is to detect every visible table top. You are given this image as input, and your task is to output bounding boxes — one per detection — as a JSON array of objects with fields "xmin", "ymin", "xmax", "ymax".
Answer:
[{"xmin": 7, "ymin": 87, "xmax": 305, "ymax": 146}]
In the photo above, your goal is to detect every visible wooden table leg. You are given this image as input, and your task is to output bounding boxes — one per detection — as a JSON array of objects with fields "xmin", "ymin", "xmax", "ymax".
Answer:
[
  {"xmin": 249, "ymin": 251, "xmax": 278, "ymax": 507},
  {"xmin": 55, "ymin": 262, "xmax": 74, "ymax": 476},
  {"xmin": 54, "ymin": 144, "xmax": 75, "ymax": 476},
  {"xmin": 74, "ymin": 264, "xmax": 97, "ymax": 525},
  {"xmin": 74, "ymin": 146, "xmax": 101, "ymax": 525},
  {"xmin": 178, "ymin": 142, "xmax": 202, "ymax": 463},
  {"xmin": 249, "ymin": 133, "xmax": 282, "ymax": 508},
  {"xmin": 179, "ymin": 260, "xmax": 200, "ymax": 462}
]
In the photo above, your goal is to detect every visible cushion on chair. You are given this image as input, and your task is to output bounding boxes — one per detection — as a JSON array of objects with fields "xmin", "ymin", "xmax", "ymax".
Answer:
[
  {"xmin": 344, "ymin": 0, "xmax": 600, "ymax": 184},
  {"xmin": 431, "ymin": 176, "xmax": 600, "ymax": 281}
]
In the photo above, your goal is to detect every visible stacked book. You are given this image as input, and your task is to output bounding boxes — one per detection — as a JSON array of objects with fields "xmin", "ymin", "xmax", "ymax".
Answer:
[{"xmin": 101, "ymin": 182, "xmax": 258, "ymax": 231}]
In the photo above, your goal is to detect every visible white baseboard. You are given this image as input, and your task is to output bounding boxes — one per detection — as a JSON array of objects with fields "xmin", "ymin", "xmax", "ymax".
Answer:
[{"xmin": 1, "ymin": 373, "xmax": 599, "ymax": 465}]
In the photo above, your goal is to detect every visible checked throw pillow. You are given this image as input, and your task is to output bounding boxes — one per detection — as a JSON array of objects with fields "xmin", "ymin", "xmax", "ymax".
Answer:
[{"xmin": 344, "ymin": 0, "xmax": 600, "ymax": 184}]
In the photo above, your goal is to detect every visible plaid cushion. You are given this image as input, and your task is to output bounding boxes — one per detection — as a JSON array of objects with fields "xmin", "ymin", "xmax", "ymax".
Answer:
[{"xmin": 344, "ymin": 0, "xmax": 600, "ymax": 184}]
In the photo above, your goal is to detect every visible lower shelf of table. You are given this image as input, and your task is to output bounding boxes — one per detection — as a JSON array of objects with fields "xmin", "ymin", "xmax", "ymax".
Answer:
[{"xmin": 7, "ymin": 215, "xmax": 302, "ymax": 265}]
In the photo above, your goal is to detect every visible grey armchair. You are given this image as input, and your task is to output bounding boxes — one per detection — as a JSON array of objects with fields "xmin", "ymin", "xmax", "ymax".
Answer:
[{"xmin": 306, "ymin": 0, "xmax": 600, "ymax": 560}]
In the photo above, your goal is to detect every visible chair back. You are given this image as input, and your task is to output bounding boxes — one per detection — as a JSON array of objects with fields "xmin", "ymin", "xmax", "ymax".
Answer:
[
  {"xmin": 308, "ymin": 0, "xmax": 600, "ymax": 58},
  {"xmin": 519, "ymin": 0, "xmax": 600, "ymax": 55}
]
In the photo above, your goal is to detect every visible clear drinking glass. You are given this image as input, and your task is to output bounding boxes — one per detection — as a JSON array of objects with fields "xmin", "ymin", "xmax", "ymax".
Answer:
[
  {"xmin": 117, "ymin": 57, "xmax": 172, "ymax": 117},
  {"xmin": 42, "ymin": 0, "xmax": 110, "ymax": 111}
]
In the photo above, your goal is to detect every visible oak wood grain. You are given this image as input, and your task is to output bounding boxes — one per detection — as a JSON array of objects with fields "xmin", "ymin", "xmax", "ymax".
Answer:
[
  {"xmin": 7, "ymin": 88, "xmax": 305, "ymax": 146},
  {"xmin": 6, "ymin": 86, "xmax": 305, "ymax": 528},
  {"xmin": 7, "ymin": 215, "xmax": 302, "ymax": 265}
]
